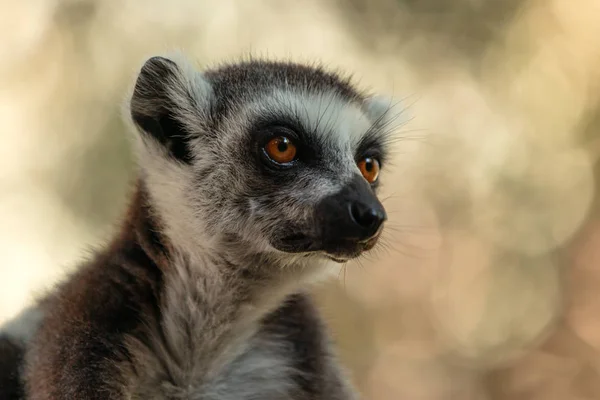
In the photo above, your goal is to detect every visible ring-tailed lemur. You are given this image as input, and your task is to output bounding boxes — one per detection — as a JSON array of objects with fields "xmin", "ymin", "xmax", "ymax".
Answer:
[{"xmin": 0, "ymin": 54, "xmax": 400, "ymax": 399}]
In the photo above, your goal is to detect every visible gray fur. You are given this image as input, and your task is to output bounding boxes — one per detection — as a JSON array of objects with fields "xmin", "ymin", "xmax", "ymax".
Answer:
[{"xmin": 7, "ymin": 53, "xmax": 398, "ymax": 400}]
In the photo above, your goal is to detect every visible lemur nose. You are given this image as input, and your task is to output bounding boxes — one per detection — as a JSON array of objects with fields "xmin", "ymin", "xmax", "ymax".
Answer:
[{"xmin": 349, "ymin": 201, "xmax": 387, "ymax": 240}]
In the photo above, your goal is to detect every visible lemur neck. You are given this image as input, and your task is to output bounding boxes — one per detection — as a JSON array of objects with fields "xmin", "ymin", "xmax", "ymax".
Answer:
[
  {"xmin": 122, "ymin": 180, "xmax": 322, "ymax": 315},
  {"xmin": 119, "ymin": 182, "xmax": 325, "ymax": 379}
]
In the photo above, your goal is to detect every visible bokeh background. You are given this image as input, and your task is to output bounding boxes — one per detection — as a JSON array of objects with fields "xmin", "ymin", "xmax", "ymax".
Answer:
[{"xmin": 1, "ymin": 0, "xmax": 599, "ymax": 398}]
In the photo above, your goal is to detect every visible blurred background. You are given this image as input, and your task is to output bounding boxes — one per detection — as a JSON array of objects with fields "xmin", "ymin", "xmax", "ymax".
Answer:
[{"xmin": 1, "ymin": 0, "xmax": 599, "ymax": 398}]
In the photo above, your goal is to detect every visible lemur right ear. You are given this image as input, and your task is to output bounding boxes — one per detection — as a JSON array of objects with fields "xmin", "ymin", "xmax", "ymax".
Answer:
[
  {"xmin": 130, "ymin": 55, "xmax": 212, "ymax": 164},
  {"xmin": 363, "ymin": 95, "xmax": 406, "ymax": 129}
]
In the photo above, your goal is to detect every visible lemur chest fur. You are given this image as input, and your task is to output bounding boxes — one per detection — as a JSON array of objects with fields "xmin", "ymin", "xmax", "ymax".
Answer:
[
  {"xmin": 129, "ymin": 322, "xmax": 297, "ymax": 400},
  {"xmin": 125, "ymin": 258, "xmax": 322, "ymax": 399}
]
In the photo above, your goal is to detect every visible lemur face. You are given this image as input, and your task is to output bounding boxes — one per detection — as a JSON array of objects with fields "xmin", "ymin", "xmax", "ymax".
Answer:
[{"xmin": 129, "ymin": 55, "xmax": 400, "ymax": 262}]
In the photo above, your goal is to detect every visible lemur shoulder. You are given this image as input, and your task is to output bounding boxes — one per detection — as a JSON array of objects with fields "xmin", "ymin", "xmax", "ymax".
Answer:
[{"xmin": 0, "ymin": 54, "xmax": 400, "ymax": 399}]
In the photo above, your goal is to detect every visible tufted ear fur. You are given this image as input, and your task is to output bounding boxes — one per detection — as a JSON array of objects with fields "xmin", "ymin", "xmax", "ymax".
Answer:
[
  {"xmin": 129, "ymin": 55, "xmax": 213, "ymax": 164},
  {"xmin": 362, "ymin": 95, "xmax": 407, "ymax": 129}
]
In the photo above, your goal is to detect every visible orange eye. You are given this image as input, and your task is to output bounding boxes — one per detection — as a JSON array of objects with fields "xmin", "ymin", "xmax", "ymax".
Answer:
[
  {"xmin": 264, "ymin": 136, "xmax": 297, "ymax": 164},
  {"xmin": 358, "ymin": 157, "xmax": 380, "ymax": 183}
]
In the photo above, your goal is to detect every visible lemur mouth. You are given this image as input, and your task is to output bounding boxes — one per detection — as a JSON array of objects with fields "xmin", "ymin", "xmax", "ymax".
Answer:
[
  {"xmin": 326, "ymin": 255, "xmax": 351, "ymax": 263},
  {"xmin": 277, "ymin": 227, "xmax": 383, "ymax": 259},
  {"xmin": 324, "ymin": 229, "xmax": 383, "ymax": 263},
  {"xmin": 359, "ymin": 227, "xmax": 383, "ymax": 251},
  {"xmin": 278, "ymin": 233, "xmax": 315, "ymax": 252}
]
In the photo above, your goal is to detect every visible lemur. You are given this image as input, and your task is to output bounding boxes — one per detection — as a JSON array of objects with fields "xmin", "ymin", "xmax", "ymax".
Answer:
[{"xmin": 0, "ymin": 53, "xmax": 399, "ymax": 399}]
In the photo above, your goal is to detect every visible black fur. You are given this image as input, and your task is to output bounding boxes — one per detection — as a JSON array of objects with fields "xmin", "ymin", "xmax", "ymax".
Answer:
[
  {"xmin": 0, "ymin": 337, "xmax": 25, "ymax": 399},
  {"xmin": 130, "ymin": 57, "xmax": 195, "ymax": 164}
]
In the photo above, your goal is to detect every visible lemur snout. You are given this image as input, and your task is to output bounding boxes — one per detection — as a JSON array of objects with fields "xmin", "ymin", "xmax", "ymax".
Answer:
[{"xmin": 313, "ymin": 174, "xmax": 387, "ymax": 259}]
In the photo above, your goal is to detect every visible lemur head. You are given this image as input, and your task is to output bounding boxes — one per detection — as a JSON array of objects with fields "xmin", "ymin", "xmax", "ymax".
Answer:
[{"xmin": 128, "ymin": 55, "xmax": 400, "ymax": 264}]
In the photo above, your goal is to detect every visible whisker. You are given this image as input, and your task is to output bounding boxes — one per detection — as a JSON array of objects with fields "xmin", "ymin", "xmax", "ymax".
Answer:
[
  {"xmin": 372, "ymin": 233, "xmax": 439, "ymax": 260},
  {"xmin": 383, "ymin": 224, "xmax": 439, "ymax": 234}
]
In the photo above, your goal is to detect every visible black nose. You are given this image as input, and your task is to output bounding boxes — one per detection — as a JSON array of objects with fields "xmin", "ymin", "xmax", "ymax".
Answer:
[
  {"xmin": 349, "ymin": 201, "xmax": 387, "ymax": 240},
  {"xmin": 314, "ymin": 175, "xmax": 388, "ymax": 255}
]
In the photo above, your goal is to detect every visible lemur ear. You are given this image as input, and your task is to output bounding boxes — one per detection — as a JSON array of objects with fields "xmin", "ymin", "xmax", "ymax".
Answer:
[
  {"xmin": 364, "ymin": 95, "xmax": 412, "ymax": 136},
  {"xmin": 363, "ymin": 96, "xmax": 400, "ymax": 127},
  {"xmin": 130, "ymin": 55, "xmax": 212, "ymax": 164}
]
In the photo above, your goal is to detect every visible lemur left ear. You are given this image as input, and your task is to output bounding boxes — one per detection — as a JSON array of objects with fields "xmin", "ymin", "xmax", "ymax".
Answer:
[{"xmin": 130, "ymin": 55, "xmax": 213, "ymax": 164}]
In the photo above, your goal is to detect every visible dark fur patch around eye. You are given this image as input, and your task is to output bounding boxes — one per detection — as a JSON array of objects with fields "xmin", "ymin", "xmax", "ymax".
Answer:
[
  {"xmin": 250, "ymin": 117, "xmax": 323, "ymax": 171},
  {"xmin": 130, "ymin": 57, "xmax": 194, "ymax": 164},
  {"xmin": 356, "ymin": 129, "xmax": 389, "ymax": 167}
]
